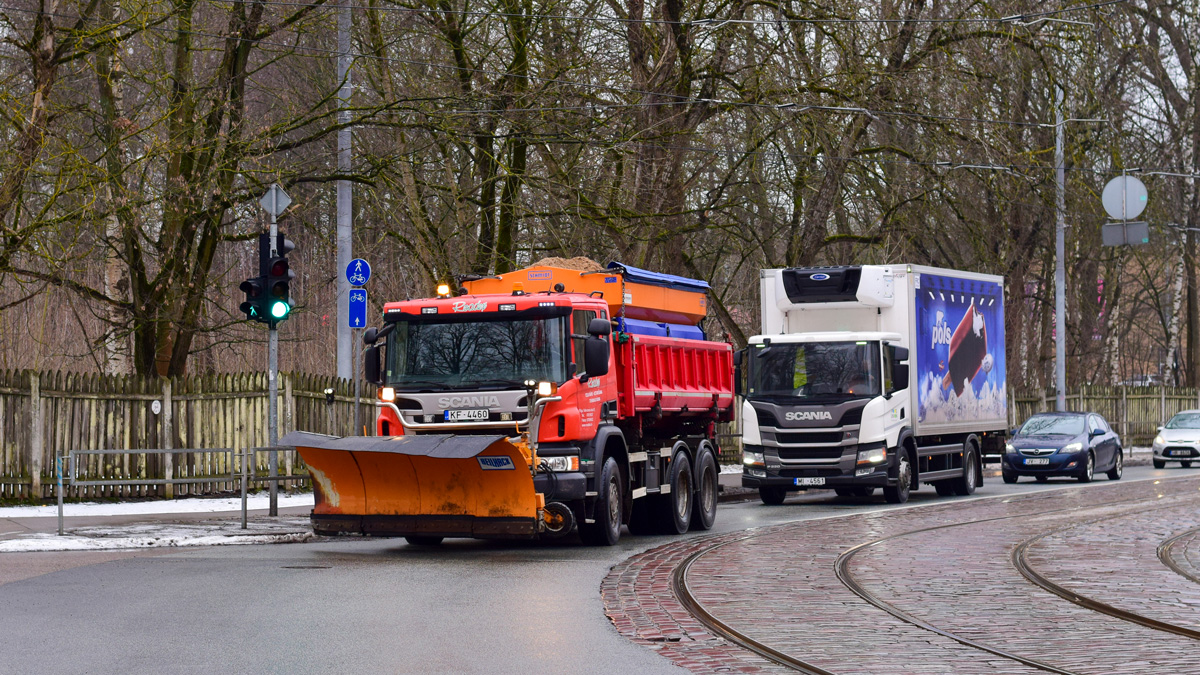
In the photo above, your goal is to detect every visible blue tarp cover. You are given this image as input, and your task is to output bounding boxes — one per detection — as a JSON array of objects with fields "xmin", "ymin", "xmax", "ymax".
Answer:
[
  {"xmin": 607, "ymin": 261, "xmax": 710, "ymax": 292},
  {"xmin": 617, "ymin": 317, "xmax": 706, "ymax": 341}
]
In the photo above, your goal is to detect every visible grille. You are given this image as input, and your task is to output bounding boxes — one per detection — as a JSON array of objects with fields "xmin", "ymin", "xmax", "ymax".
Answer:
[
  {"xmin": 756, "ymin": 409, "xmax": 779, "ymax": 427},
  {"xmin": 839, "ymin": 407, "xmax": 863, "ymax": 427},
  {"xmin": 1019, "ymin": 448, "xmax": 1057, "ymax": 457},
  {"xmin": 777, "ymin": 446, "xmax": 846, "ymax": 461},
  {"xmin": 775, "ymin": 431, "xmax": 844, "ymax": 445}
]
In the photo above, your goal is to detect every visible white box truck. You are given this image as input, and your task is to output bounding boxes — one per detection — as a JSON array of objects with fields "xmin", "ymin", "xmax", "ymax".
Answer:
[{"xmin": 738, "ymin": 264, "xmax": 1007, "ymax": 504}]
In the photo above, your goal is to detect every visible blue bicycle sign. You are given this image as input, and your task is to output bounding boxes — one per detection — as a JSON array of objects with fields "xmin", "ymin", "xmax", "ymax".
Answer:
[{"xmin": 346, "ymin": 259, "xmax": 371, "ymax": 287}]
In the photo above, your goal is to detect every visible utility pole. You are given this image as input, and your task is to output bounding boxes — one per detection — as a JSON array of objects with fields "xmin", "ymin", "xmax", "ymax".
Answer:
[
  {"xmin": 336, "ymin": 0, "xmax": 353, "ymax": 381},
  {"xmin": 1054, "ymin": 85, "xmax": 1066, "ymax": 412},
  {"xmin": 268, "ymin": 191, "xmax": 280, "ymax": 516}
]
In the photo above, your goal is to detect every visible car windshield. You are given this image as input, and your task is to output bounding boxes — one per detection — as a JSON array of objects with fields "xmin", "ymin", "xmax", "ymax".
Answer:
[
  {"xmin": 1019, "ymin": 415, "xmax": 1084, "ymax": 436},
  {"xmin": 385, "ymin": 316, "xmax": 569, "ymax": 389},
  {"xmin": 1166, "ymin": 413, "xmax": 1200, "ymax": 429},
  {"xmin": 747, "ymin": 341, "xmax": 880, "ymax": 400}
]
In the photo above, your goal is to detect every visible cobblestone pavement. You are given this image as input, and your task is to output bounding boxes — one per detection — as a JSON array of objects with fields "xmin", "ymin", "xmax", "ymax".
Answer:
[
  {"xmin": 1166, "ymin": 526, "xmax": 1200, "ymax": 583},
  {"xmin": 604, "ymin": 476, "xmax": 1200, "ymax": 674}
]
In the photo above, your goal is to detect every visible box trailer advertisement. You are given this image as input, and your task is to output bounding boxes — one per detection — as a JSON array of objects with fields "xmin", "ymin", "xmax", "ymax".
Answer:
[{"xmin": 914, "ymin": 272, "xmax": 1007, "ymax": 427}]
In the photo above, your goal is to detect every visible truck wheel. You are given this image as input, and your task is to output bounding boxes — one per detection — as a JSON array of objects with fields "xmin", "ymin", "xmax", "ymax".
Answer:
[
  {"xmin": 884, "ymin": 451, "xmax": 911, "ymax": 504},
  {"xmin": 657, "ymin": 453, "xmax": 693, "ymax": 535},
  {"xmin": 952, "ymin": 449, "xmax": 978, "ymax": 496},
  {"xmin": 690, "ymin": 449, "xmax": 718, "ymax": 531},
  {"xmin": 759, "ymin": 486, "xmax": 788, "ymax": 505},
  {"xmin": 933, "ymin": 482, "xmax": 955, "ymax": 497},
  {"xmin": 405, "ymin": 536, "xmax": 443, "ymax": 546},
  {"xmin": 579, "ymin": 457, "xmax": 623, "ymax": 546}
]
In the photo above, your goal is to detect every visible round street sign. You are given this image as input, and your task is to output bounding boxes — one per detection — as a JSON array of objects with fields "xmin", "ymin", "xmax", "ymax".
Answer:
[
  {"xmin": 346, "ymin": 258, "xmax": 371, "ymax": 287},
  {"xmin": 1101, "ymin": 176, "xmax": 1148, "ymax": 221}
]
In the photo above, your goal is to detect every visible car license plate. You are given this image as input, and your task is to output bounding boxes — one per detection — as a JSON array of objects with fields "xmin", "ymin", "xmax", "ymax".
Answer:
[
  {"xmin": 445, "ymin": 408, "xmax": 489, "ymax": 422},
  {"xmin": 1170, "ymin": 450, "xmax": 1191, "ymax": 457},
  {"xmin": 1024, "ymin": 458, "xmax": 1050, "ymax": 465},
  {"xmin": 794, "ymin": 477, "xmax": 825, "ymax": 486}
]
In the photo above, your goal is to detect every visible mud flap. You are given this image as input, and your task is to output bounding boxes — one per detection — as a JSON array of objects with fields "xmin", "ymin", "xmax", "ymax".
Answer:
[{"xmin": 281, "ymin": 431, "xmax": 540, "ymax": 539}]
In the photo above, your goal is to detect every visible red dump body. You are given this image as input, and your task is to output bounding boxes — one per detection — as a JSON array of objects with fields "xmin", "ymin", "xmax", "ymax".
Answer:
[{"xmin": 615, "ymin": 333, "xmax": 735, "ymax": 422}]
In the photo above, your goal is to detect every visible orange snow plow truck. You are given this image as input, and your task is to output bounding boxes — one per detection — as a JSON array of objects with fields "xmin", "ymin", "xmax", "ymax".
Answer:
[{"xmin": 282, "ymin": 261, "xmax": 735, "ymax": 545}]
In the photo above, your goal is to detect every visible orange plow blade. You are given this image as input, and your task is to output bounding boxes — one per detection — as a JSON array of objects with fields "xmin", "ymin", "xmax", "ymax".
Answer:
[{"xmin": 281, "ymin": 431, "xmax": 540, "ymax": 539}]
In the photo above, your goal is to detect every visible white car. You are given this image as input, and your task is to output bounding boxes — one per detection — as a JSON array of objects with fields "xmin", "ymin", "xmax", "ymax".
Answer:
[{"xmin": 1152, "ymin": 410, "xmax": 1200, "ymax": 469}]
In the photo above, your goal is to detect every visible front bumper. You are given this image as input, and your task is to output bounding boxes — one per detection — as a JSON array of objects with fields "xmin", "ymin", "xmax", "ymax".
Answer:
[
  {"xmin": 1002, "ymin": 452, "xmax": 1084, "ymax": 474},
  {"xmin": 1153, "ymin": 445, "xmax": 1199, "ymax": 461}
]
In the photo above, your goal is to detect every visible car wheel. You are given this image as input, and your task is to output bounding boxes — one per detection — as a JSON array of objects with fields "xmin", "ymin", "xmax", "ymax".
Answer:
[
  {"xmin": 1106, "ymin": 450, "xmax": 1123, "ymax": 480},
  {"xmin": 1078, "ymin": 452, "xmax": 1094, "ymax": 483},
  {"xmin": 1035, "ymin": 475, "xmax": 1049, "ymax": 483},
  {"xmin": 884, "ymin": 452, "xmax": 912, "ymax": 504},
  {"xmin": 952, "ymin": 448, "xmax": 979, "ymax": 496},
  {"xmin": 1002, "ymin": 470, "xmax": 1018, "ymax": 484},
  {"xmin": 689, "ymin": 449, "xmax": 718, "ymax": 531},
  {"xmin": 1154, "ymin": 458, "xmax": 1166, "ymax": 469},
  {"xmin": 759, "ymin": 486, "xmax": 788, "ymax": 505},
  {"xmin": 579, "ymin": 457, "xmax": 623, "ymax": 546},
  {"xmin": 1183, "ymin": 461, "xmax": 1193, "ymax": 468}
]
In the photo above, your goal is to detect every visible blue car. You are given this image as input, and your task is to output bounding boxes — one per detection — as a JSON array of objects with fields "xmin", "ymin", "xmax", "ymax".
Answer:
[{"xmin": 1002, "ymin": 412, "xmax": 1123, "ymax": 483}]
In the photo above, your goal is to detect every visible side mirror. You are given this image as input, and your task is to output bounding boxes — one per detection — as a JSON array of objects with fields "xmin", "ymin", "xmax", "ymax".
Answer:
[
  {"xmin": 363, "ymin": 327, "xmax": 378, "ymax": 345},
  {"xmin": 1091, "ymin": 429, "xmax": 1104, "ymax": 438},
  {"xmin": 583, "ymin": 337, "xmax": 610, "ymax": 378},
  {"xmin": 364, "ymin": 345, "xmax": 382, "ymax": 385},
  {"xmin": 733, "ymin": 348, "xmax": 744, "ymax": 367},
  {"xmin": 587, "ymin": 317, "xmax": 612, "ymax": 336},
  {"xmin": 891, "ymin": 345, "xmax": 909, "ymax": 363},
  {"xmin": 1157, "ymin": 426, "xmax": 1165, "ymax": 432}
]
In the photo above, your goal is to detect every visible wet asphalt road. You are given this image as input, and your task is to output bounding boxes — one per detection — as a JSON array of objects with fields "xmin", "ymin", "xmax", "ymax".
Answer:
[{"xmin": 0, "ymin": 464, "xmax": 1185, "ymax": 675}]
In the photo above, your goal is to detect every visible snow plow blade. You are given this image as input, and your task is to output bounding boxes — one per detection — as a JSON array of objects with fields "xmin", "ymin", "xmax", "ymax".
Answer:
[{"xmin": 280, "ymin": 431, "xmax": 539, "ymax": 539}]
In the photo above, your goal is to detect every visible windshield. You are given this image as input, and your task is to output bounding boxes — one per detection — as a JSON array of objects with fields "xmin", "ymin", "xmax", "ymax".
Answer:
[
  {"xmin": 1019, "ymin": 415, "xmax": 1084, "ymax": 436},
  {"xmin": 1166, "ymin": 413, "xmax": 1200, "ymax": 429},
  {"xmin": 747, "ymin": 341, "xmax": 881, "ymax": 400},
  {"xmin": 385, "ymin": 316, "xmax": 569, "ymax": 389}
]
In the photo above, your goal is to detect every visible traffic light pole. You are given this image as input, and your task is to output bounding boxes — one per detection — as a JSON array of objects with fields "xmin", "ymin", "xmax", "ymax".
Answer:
[{"xmin": 267, "ymin": 194, "xmax": 279, "ymax": 517}]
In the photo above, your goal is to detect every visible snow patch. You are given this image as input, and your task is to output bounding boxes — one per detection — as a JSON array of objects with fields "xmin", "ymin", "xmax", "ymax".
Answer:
[
  {"xmin": 0, "ymin": 520, "xmax": 314, "ymax": 552},
  {"xmin": 0, "ymin": 493, "xmax": 315, "ymax": 519}
]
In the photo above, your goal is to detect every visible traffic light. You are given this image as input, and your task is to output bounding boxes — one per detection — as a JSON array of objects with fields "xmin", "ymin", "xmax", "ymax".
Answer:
[
  {"xmin": 265, "ymin": 234, "xmax": 295, "ymax": 325},
  {"xmin": 239, "ymin": 276, "xmax": 267, "ymax": 323}
]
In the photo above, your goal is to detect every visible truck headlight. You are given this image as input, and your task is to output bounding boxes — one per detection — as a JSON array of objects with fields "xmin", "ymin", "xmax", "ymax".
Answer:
[
  {"xmin": 743, "ymin": 450, "xmax": 765, "ymax": 467},
  {"xmin": 542, "ymin": 456, "xmax": 579, "ymax": 472},
  {"xmin": 857, "ymin": 446, "xmax": 887, "ymax": 465},
  {"xmin": 1059, "ymin": 442, "xmax": 1083, "ymax": 454},
  {"xmin": 537, "ymin": 381, "xmax": 557, "ymax": 397},
  {"xmin": 380, "ymin": 387, "xmax": 396, "ymax": 402}
]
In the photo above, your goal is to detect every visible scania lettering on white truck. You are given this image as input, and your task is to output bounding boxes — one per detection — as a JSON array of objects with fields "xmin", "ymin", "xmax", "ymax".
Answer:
[{"xmin": 739, "ymin": 265, "xmax": 1007, "ymax": 504}]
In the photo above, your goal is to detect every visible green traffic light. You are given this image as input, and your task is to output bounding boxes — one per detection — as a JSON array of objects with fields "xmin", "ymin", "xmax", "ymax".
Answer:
[{"xmin": 270, "ymin": 300, "xmax": 290, "ymax": 319}]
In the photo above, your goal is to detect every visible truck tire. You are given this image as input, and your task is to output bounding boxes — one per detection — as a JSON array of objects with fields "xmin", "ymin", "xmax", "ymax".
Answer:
[
  {"xmin": 759, "ymin": 486, "xmax": 788, "ymax": 505},
  {"xmin": 658, "ymin": 453, "xmax": 693, "ymax": 535},
  {"xmin": 933, "ymin": 482, "xmax": 955, "ymax": 497},
  {"xmin": 690, "ymin": 449, "xmax": 718, "ymax": 531},
  {"xmin": 952, "ymin": 448, "xmax": 978, "ymax": 496},
  {"xmin": 579, "ymin": 457, "xmax": 623, "ymax": 546},
  {"xmin": 884, "ymin": 451, "xmax": 912, "ymax": 504}
]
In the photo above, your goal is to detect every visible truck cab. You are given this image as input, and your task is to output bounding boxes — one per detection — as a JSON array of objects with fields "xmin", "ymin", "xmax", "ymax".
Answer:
[{"xmin": 739, "ymin": 332, "xmax": 910, "ymax": 502}]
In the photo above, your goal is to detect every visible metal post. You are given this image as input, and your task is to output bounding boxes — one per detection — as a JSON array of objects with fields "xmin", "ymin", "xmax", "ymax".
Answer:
[
  {"xmin": 241, "ymin": 445, "xmax": 248, "ymax": 530},
  {"xmin": 353, "ymin": 328, "xmax": 361, "ymax": 435},
  {"xmin": 336, "ymin": 0, "xmax": 353, "ymax": 380},
  {"xmin": 56, "ymin": 455, "xmax": 63, "ymax": 536},
  {"xmin": 268, "ymin": 200, "xmax": 279, "ymax": 517},
  {"xmin": 1054, "ymin": 84, "xmax": 1067, "ymax": 413}
]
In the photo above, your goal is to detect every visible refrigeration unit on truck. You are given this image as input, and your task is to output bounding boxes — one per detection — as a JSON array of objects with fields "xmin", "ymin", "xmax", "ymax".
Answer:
[
  {"xmin": 282, "ymin": 262, "xmax": 735, "ymax": 546},
  {"xmin": 739, "ymin": 264, "xmax": 1007, "ymax": 505}
]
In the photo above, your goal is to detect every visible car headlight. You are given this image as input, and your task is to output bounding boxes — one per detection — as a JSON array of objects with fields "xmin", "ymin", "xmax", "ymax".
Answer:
[
  {"xmin": 542, "ymin": 456, "xmax": 579, "ymax": 472},
  {"xmin": 1154, "ymin": 435, "xmax": 1165, "ymax": 447},
  {"xmin": 856, "ymin": 446, "xmax": 887, "ymax": 464},
  {"xmin": 743, "ymin": 450, "xmax": 765, "ymax": 467},
  {"xmin": 1005, "ymin": 443, "xmax": 1016, "ymax": 453},
  {"xmin": 1059, "ymin": 442, "xmax": 1083, "ymax": 454}
]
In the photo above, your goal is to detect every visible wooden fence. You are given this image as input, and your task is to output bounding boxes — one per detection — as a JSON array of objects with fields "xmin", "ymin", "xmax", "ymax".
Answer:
[
  {"xmin": 1010, "ymin": 387, "xmax": 1200, "ymax": 447},
  {"xmin": 0, "ymin": 369, "xmax": 376, "ymax": 500}
]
